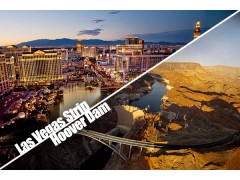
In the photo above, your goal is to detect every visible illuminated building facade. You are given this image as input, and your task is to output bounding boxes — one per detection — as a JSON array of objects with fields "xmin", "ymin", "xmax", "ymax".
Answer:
[
  {"xmin": 125, "ymin": 37, "xmax": 142, "ymax": 45},
  {"xmin": 82, "ymin": 46, "xmax": 97, "ymax": 58},
  {"xmin": 194, "ymin": 19, "xmax": 201, "ymax": 39},
  {"xmin": 116, "ymin": 44, "xmax": 143, "ymax": 55},
  {"xmin": 58, "ymin": 49, "xmax": 68, "ymax": 61},
  {"xmin": 0, "ymin": 45, "xmax": 31, "ymax": 66},
  {"xmin": 115, "ymin": 36, "xmax": 166, "ymax": 72},
  {"xmin": 76, "ymin": 40, "xmax": 83, "ymax": 54},
  {"xmin": 0, "ymin": 53, "xmax": 9, "ymax": 93},
  {"xmin": 5, "ymin": 56, "xmax": 16, "ymax": 84},
  {"xmin": 117, "ymin": 37, "xmax": 144, "ymax": 55},
  {"xmin": 115, "ymin": 54, "xmax": 167, "ymax": 72},
  {"xmin": 46, "ymin": 48, "xmax": 69, "ymax": 61},
  {"xmin": 18, "ymin": 50, "xmax": 62, "ymax": 84}
]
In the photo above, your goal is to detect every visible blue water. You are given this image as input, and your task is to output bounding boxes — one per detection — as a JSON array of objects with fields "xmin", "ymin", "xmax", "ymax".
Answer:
[{"xmin": 130, "ymin": 80, "xmax": 167, "ymax": 113}]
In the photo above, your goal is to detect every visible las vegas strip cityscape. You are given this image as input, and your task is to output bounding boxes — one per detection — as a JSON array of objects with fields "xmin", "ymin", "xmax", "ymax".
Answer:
[{"xmin": 0, "ymin": 10, "xmax": 237, "ymax": 169}]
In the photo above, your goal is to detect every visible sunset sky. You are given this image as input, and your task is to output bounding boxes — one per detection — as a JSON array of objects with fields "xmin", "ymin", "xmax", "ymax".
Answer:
[{"xmin": 0, "ymin": 10, "xmax": 235, "ymax": 46}]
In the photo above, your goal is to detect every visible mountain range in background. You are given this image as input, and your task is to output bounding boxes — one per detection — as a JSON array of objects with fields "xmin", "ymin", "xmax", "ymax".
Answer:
[
  {"xmin": 15, "ymin": 38, "xmax": 186, "ymax": 47},
  {"xmin": 1, "ymin": 27, "xmax": 211, "ymax": 47}
]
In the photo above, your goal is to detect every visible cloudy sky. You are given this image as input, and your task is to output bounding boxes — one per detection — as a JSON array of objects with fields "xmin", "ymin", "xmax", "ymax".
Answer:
[
  {"xmin": 168, "ymin": 12, "xmax": 240, "ymax": 67},
  {"xmin": 0, "ymin": 10, "xmax": 235, "ymax": 46}
]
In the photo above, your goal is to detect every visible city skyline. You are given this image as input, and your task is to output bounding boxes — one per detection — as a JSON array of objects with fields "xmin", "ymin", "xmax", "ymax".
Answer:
[
  {"xmin": 169, "ymin": 12, "xmax": 240, "ymax": 67},
  {"xmin": 0, "ymin": 10, "xmax": 235, "ymax": 46}
]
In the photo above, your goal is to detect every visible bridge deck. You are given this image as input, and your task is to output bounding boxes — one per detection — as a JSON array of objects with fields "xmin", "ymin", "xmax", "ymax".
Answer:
[{"xmin": 78, "ymin": 129, "xmax": 240, "ymax": 149}]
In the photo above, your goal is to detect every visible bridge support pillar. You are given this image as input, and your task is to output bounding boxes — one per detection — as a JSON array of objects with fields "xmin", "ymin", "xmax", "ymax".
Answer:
[
  {"xmin": 128, "ymin": 145, "xmax": 133, "ymax": 160},
  {"xmin": 119, "ymin": 143, "xmax": 122, "ymax": 153},
  {"xmin": 138, "ymin": 147, "xmax": 143, "ymax": 158}
]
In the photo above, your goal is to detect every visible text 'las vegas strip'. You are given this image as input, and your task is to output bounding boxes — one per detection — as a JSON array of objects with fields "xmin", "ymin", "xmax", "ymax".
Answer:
[{"xmin": 15, "ymin": 101, "xmax": 111, "ymax": 155}]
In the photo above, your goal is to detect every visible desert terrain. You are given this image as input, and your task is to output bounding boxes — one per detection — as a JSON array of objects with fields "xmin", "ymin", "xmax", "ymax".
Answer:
[{"xmin": 106, "ymin": 62, "xmax": 240, "ymax": 170}]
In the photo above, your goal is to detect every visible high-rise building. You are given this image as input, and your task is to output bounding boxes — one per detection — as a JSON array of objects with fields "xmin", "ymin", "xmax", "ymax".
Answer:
[
  {"xmin": 117, "ymin": 37, "xmax": 144, "ymax": 55},
  {"xmin": 115, "ymin": 54, "xmax": 167, "ymax": 72},
  {"xmin": 82, "ymin": 46, "xmax": 97, "ymax": 58},
  {"xmin": 0, "ymin": 45, "xmax": 32, "ymax": 80},
  {"xmin": 0, "ymin": 53, "xmax": 9, "ymax": 93},
  {"xmin": 0, "ymin": 45, "xmax": 31, "ymax": 66},
  {"xmin": 116, "ymin": 44, "xmax": 143, "ymax": 55},
  {"xmin": 5, "ymin": 56, "xmax": 16, "ymax": 84},
  {"xmin": 115, "ymin": 37, "xmax": 166, "ymax": 72},
  {"xmin": 46, "ymin": 48, "xmax": 69, "ymax": 62},
  {"xmin": 125, "ymin": 37, "xmax": 139, "ymax": 45},
  {"xmin": 76, "ymin": 40, "xmax": 83, "ymax": 54},
  {"xmin": 18, "ymin": 50, "xmax": 62, "ymax": 84},
  {"xmin": 194, "ymin": 19, "xmax": 201, "ymax": 39}
]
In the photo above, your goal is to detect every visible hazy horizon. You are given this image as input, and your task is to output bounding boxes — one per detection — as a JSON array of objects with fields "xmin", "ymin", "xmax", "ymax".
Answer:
[{"xmin": 0, "ymin": 37, "xmax": 187, "ymax": 47}]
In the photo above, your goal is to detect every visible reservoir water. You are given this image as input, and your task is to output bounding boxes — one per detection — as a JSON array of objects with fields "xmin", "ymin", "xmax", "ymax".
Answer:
[{"xmin": 130, "ymin": 80, "xmax": 167, "ymax": 113}]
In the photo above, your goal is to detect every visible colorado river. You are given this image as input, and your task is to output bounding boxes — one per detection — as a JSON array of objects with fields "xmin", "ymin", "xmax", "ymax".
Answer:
[{"xmin": 130, "ymin": 80, "xmax": 167, "ymax": 112}]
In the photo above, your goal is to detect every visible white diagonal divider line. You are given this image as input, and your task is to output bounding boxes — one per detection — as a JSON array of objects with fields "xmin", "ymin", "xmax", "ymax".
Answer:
[{"xmin": 1, "ymin": 10, "xmax": 239, "ymax": 170}]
